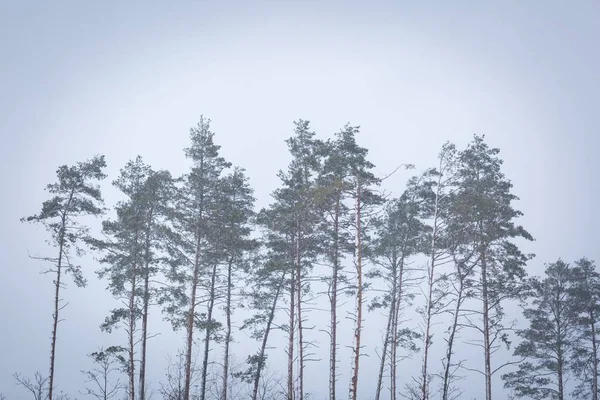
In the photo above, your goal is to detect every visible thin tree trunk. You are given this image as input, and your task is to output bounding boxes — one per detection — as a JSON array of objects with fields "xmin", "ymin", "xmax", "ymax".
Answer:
[
  {"xmin": 139, "ymin": 265, "xmax": 150, "ymax": 400},
  {"xmin": 376, "ymin": 246, "xmax": 404, "ymax": 400},
  {"xmin": 481, "ymin": 250, "xmax": 492, "ymax": 400},
  {"xmin": 104, "ymin": 360, "xmax": 108, "ymax": 400},
  {"xmin": 330, "ymin": 198, "xmax": 340, "ymax": 400},
  {"xmin": 221, "ymin": 256, "xmax": 234, "ymax": 400},
  {"xmin": 391, "ymin": 245, "xmax": 407, "ymax": 400},
  {"xmin": 252, "ymin": 276, "xmax": 284, "ymax": 400},
  {"xmin": 139, "ymin": 208, "xmax": 154, "ymax": 400},
  {"xmin": 420, "ymin": 259, "xmax": 434, "ymax": 400},
  {"xmin": 287, "ymin": 269, "xmax": 296, "ymax": 400},
  {"xmin": 200, "ymin": 263, "xmax": 218, "ymax": 400},
  {"xmin": 296, "ymin": 223, "xmax": 305, "ymax": 400},
  {"xmin": 420, "ymin": 167, "xmax": 445, "ymax": 400},
  {"xmin": 555, "ymin": 284, "xmax": 565, "ymax": 400},
  {"xmin": 557, "ymin": 324, "xmax": 564, "ymax": 400},
  {"xmin": 128, "ymin": 214, "xmax": 141, "ymax": 400},
  {"xmin": 49, "ymin": 222, "xmax": 65, "ymax": 400},
  {"xmin": 184, "ymin": 234, "xmax": 202, "ymax": 400},
  {"xmin": 591, "ymin": 313, "xmax": 599, "ymax": 400},
  {"xmin": 391, "ymin": 283, "xmax": 402, "ymax": 400},
  {"xmin": 128, "ymin": 174, "xmax": 144, "ymax": 400},
  {"xmin": 128, "ymin": 268, "xmax": 137, "ymax": 400},
  {"xmin": 48, "ymin": 189, "xmax": 74, "ymax": 400},
  {"xmin": 350, "ymin": 184, "xmax": 363, "ymax": 400},
  {"xmin": 390, "ymin": 303, "xmax": 399, "ymax": 400},
  {"xmin": 374, "ymin": 292, "xmax": 394, "ymax": 400},
  {"xmin": 441, "ymin": 272, "xmax": 465, "ymax": 400}
]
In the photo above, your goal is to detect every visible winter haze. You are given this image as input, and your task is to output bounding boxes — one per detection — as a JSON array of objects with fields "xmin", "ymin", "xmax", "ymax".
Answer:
[{"xmin": 0, "ymin": 1, "xmax": 598, "ymax": 400}]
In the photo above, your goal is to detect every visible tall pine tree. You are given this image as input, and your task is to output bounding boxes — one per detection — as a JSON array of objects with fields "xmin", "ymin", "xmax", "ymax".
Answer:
[
  {"xmin": 160, "ymin": 117, "xmax": 231, "ymax": 400},
  {"xmin": 333, "ymin": 124, "xmax": 383, "ymax": 400},
  {"xmin": 21, "ymin": 155, "xmax": 107, "ymax": 400},
  {"xmin": 570, "ymin": 258, "xmax": 600, "ymax": 400},
  {"xmin": 452, "ymin": 135, "xmax": 534, "ymax": 400},
  {"xmin": 502, "ymin": 260, "xmax": 576, "ymax": 400},
  {"xmin": 263, "ymin": 120, "xmax": 322, "ymax": 400},
  {"xmin": 314, "ymin": 129, "xmax": 354, "ymax": 400},
  {"xmin": 368, "ymin": 185, "xmax": 425, "ymax": 400},
  {"xmin": 91, "ymin": 156, "xmax": 172, "ymax": 400}
]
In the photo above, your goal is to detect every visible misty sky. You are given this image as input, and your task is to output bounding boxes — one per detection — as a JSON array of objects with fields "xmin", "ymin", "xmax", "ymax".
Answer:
[{"xmin": 1, "ymin": 1, "xmax": 599, "ymax": 399}]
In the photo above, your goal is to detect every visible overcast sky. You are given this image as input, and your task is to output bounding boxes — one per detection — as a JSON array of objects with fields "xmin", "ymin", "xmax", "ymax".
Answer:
[{"xmin": 1, "ymin": 1, "xmax": 599, "ymax": 399}]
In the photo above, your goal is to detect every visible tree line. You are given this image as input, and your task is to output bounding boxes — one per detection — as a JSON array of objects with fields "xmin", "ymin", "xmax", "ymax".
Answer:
[{"xmin": 11, "ymin": 116, "xmax": 598, "ymax": 400}]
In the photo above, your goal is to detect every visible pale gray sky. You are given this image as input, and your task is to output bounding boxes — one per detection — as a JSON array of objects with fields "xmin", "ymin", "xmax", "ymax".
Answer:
[{"xmin": 1, "ymin": 1, "xmax": 599, "ymax": 399}]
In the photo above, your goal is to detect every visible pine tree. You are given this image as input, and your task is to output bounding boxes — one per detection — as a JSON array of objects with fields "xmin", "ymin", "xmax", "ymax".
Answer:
[
  {"xmin": 254, "ymin": 195, "xmax": 299, "ymax": 400},
  {"xmin": 368, "ymin": 186, "xmax": 425, "ymax": 400},
  {"xmin": 452, "ymin": 135, "xmax": 534, "ymax": 400},
  {"xmin": 408, "ymin": 142, "xmax": 479, "ymax": 400},
  {"xmin": 412, "ymin": 143, "xmax": 459, "ymax": 400},
  {"xmin": 502, "ymin": 260, "xmax": 576, "ymax": 400},
  {"xmin": 137, "ymin": 168, "xmax": 174, "ymax": 400},
  {"xmin": 240, "ymin": 120, "xmax": 323, "ymax": 400},
  {"xmin": 160, "ymin": 117, "xmax": 232, "ymax": 400},
  {"xmin": 334, "ymin": 124, "xmax": 383, "ymax": 400},
  {"xmin": 314, "ymin": 130, "xmax": 354, "ymax": 400},
  {"xmin": 439, "ymin": 252, "xmax": 477, "ymax": 400},
  {"xmin": 236, "ymin": 221, "xmax": 287, "ymax": 400},
  {"xmin": 21, "ymin": 155, "xmax": 107, "ymax": 400},
  {"xmin": 288, "ymin": 120, "xmax": 322, "ymax": 400},
  {"xmin": 214, "ymin": 167, "xmax": 257, "ymax": 400},
  {"xmin": 570, "ymin": 257, "xmax": 600, "ymax": 400},
  {"xmin": 264, "ymin": 120, "xmax": 322, "ymax": 400},
  {"xmin": 90, "ymin": 156, "xmax": 171, "ymax": 400}
]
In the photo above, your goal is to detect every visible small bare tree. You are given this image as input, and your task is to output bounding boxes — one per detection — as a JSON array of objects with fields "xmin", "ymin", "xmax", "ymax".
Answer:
[
  {"xmin": 14, "ymin": 371, "xmax": 49, "ymax": 400},
  {"xmin": 160, "ymin": 348, "xmax": 202, "ymax": 400},
  {"xmin": 80, "ymin": 346, "xmax": 126, "ymax": 400}
]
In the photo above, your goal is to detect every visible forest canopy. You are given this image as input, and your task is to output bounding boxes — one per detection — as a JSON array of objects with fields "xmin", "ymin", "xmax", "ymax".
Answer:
[{"xmin": 13, "ymin": 117, "xmax": 597, "ymax": 400}]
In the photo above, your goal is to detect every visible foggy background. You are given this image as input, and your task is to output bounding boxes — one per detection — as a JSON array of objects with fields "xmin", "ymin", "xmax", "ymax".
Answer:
[{"xmin": 1, "ymin": 1, "xmax": 598, "ymax": 399}]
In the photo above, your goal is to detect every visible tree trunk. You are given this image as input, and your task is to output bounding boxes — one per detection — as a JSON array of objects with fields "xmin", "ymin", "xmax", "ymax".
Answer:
[
  {"xmin": 329, "ymin": 198, "xmax": 340, "ymax": 400},
  {"xmin": 104, "ymin": 359, "xmax": 109, "ymax": 400},
  {"xmin": 200, "ymin": 263, "xmax": 218, "ymax": 400},
  {"xmin": 420, "ymin": 167, "xmax": 448, "ymax": 400},
  {"xmin": 390, "ymin": 282, "xmax": 402, "ymax": 400},
  {"xmin": 221, "ymin": 256, "xmax": 234, "ymax": 400},
  {"xmin": 128, "ymin": 268, "xmax": 137, "ymax": 400},
  {"xmin": 184, "ymin": 234, "xmax": 202, "ymax": 400},
  {"xmin": 48, "ymin": 222, "xmax": 65, "ymax": 400},
  {"xmin": 374, "ymin": 291, "xmax": 394, "ymax": 400},
  {"xmin": 350, "ymin": 184, "xmax": 363, "ymax": 400},
  {"xmin": 139, "ymin": 265, "xmax": 150, "ymax": 400},
  {"xmin": 252, "ymin": 276, "xmax": 284, "ymax": 400},
  {"xmin": 555, "ymin": 285, "xmax": 565, "ymax": 400},
  {"xmin": 420, "ymin": 188, "xmax": 441, "ymax": 400},
  {"xmin": 287, "ymin": 269, "xmax": 296, "ymax": 400},
  {"xmin": 481, "ymin": 250, "xmax": 492, "ymax": 400},
  {"xmin": 557, "ymin": 332, "xmax": 564, "ymax": 400},
  {"xmin": 48, "ymin": 190, "xmax": 74, "ymax": 400},
  {"xmin": 441, "ymin": 271, "xmax": 465, "ymax": 400},
  {"xmin": 295, "ymin": 223, "xmax": 305, "ymax": 400},
  {"xmin": 592, "ymin": 314, "xmax": 599, "ymax": 400},
  {"xmin": 391, "ymin": 247, "xmax": 407, "ymax": 400},
  {"xmin": 390, "ymin": 303, "xmax": 399, "ymax": 400},
  {"xmin": 420, "ymin": 259, "xmax": 434, "ymax": 400},
  {"xmin": 139, "ymin": 209, "xmax": 154, "ymax": 400}
]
